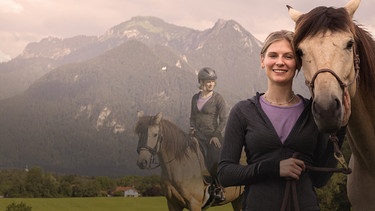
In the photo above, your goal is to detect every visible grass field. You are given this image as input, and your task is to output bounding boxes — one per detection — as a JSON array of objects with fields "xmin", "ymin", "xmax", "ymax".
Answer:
[{"xmin": 0, "ymin": 197, "xmax": 233, "ymax": 211}]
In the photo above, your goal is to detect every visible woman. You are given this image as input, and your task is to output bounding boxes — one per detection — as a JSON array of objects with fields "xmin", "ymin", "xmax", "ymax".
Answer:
[
  {"xmin": 217, "ymin": 30, "xmax": 350, "ymax": 210},
  {"xmin": 190, "ymin": 67, "xmax": 227, "ymax": 202}
]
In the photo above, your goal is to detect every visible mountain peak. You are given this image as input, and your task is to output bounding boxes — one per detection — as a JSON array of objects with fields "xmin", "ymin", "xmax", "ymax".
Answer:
[{"xmin": 103, "ymin": 16, "xmax": 192, "ymax": 38}]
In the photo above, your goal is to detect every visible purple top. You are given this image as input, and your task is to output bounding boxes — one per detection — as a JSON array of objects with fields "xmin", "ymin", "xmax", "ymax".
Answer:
[
  {"xmin": 260, "ymin": 95, "xmax": 304, "ymax": 143},
  {"xmin": 197, "ymin": 93, "xmax": 212, "ymax": 111}
]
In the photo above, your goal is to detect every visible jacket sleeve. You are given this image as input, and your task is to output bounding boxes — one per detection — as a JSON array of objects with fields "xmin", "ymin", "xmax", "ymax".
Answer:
[
  {"xmin": 190, "ymin": 95, "xmax": 197, "ymax": 129},
  {"xmin": 214, "ymin": 94, "xmax": 227, "ymax": 138},
  {"xmin": 309, "ymin": 126, "xmax": 347, "ymax": 188},
  {"xmin": 217, "ymin": 104, "xmax": 279, "ymax": 187}
]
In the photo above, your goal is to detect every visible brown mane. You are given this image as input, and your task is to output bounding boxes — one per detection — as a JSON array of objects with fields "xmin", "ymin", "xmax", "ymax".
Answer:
[
  {"xmin": 160, "ymin": 119, "xmax": 198, "ymax": 160},
  {"xmin": 293, "ymin": 6, "xmax": 375, "ymax": 99}
]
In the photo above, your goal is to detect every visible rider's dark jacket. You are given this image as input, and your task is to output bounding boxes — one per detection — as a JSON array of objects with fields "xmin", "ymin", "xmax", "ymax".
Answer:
[
  {"xmin": 217, "ymin": 93, "xmax": 347, "ymax": 211},
  {"xmin": 190, "ymin": 91, "xmax": 227, "ymax": 141}
]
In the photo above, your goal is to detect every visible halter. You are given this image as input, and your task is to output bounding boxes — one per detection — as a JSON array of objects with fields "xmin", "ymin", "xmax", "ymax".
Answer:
[
  {"xmin": 281, "ymin": 44, "xmax": 359, "ymax": 211},
  {"xmin": 136, "ymin": 120, "xmax": 163, "ymax": 169},
  {"xmin": 136, "ymin": 130, "xmax": 162, "ymax": 155},
  {"xmin": 305, "ymin": 44, "xmax": 360, "ymax": 98}
]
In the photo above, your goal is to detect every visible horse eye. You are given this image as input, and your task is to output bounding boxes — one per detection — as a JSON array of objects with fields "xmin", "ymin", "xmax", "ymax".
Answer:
[
  {"xmin": 346, "ymin": 40, "xmax": 354, "ymax": 50},
  {"xmin": 296, "ymin": 48, "xmax": 303, "ymax": 57},
  {"xmin": 153, "ymin": 133, "xmax": 158, "ymax": 138}
]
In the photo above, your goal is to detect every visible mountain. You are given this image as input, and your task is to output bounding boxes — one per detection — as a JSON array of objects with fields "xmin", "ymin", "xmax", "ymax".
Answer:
[{"xmin": 0, "ymin": 16, "xmax": 309, "ymax": 176}]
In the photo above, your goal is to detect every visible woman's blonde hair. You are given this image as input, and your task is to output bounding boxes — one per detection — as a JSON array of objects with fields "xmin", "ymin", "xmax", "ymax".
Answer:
[{"xmin": 260, "ymin": 30, "xmax": 301, "ymax": 71}]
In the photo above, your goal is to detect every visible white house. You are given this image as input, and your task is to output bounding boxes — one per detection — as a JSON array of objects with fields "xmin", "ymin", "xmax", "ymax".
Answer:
[{"xmin": 114, "ymin": 186, "xmax": 140, "ymax": 197}]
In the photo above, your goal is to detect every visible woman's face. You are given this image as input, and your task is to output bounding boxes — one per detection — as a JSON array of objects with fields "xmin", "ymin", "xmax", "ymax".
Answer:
[
  {"xmin": 202, "ymin": 80, "xmax": 216, "ymax": 92},
  {"xmin": 261, "ymin": 39, "xmax": 296, "ymax": 85}
]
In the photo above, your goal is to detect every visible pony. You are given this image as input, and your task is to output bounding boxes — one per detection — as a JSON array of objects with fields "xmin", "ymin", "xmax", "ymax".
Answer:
[
  {"xmin": 287, "ymin": 0, "xmax": 375, "ymax": 209},
  {"xmin": 135, "ymin": 112, "xmax": 243, "ymax": 211}
]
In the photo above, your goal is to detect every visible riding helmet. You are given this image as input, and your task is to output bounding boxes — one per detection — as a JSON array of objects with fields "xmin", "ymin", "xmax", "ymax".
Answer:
[{"xmin": 198, "ymin": 67, "xmax": 217, "ymax": 82}]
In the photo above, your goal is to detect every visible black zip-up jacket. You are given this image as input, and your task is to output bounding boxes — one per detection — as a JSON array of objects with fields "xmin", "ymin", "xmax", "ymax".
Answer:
[{"xmin": 217, "ymin": 93, "xmax": 346, "ymax": 211}]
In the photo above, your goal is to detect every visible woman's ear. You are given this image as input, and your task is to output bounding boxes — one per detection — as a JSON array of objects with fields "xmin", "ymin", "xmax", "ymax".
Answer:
[{"xmin": 260, "ymin": 55, "xmax": 265, "ymax": 69}]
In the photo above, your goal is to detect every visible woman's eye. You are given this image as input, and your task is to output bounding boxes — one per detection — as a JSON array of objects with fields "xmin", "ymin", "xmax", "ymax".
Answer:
[
  {"xmin": 269, "ymin": 54, "xmax": 277, "ymax": 58},
  {"xmin": 285, "ymin": 55, "xmax": 294, "ymax": 59}
]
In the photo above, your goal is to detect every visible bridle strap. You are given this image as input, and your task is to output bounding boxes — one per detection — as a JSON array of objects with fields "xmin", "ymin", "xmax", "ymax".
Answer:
[
  {"xmin": 305, "ymin": 44, "xmax": 360, "ymax": 98},
  {"xmin": 136, "ymin": 127, "xmax": 163, "ymax": 169}
]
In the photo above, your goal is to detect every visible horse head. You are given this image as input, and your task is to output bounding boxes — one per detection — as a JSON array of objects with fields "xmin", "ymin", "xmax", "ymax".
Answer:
[
  {"xmin": 287, "ymin": 0, "xmax": 360, "ymax": 133},
  {"xmin": 135, "ymin": 111, "xmax": 163, "ymax": 169}
]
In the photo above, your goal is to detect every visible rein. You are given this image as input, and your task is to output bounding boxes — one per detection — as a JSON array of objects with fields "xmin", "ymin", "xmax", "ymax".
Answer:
[{"xmin": 281, "ymin": 134, "xmax": 352, "ymax": 211}]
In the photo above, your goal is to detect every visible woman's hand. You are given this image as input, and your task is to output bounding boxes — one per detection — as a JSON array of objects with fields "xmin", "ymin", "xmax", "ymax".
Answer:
[
  {"xmin": 210, "ymin": 137, "xmax": 221, "ymax": 148},
  {"xmin": 280, "ymin": 158, "xmax": 305, "ymax": 180},
  {"xmin": 341, "ymin": 89, "xmax": 351, "ymax": 127}
]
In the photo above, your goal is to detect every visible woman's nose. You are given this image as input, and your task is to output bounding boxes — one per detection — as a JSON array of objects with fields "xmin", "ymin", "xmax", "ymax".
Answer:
[{"xmin": 276, "ymin": 57, "xmax": 284, "ymax": 66}]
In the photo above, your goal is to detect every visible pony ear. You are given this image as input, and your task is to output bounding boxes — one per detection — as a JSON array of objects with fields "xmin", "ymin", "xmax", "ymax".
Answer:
[
  {"xmin": 344, "ymin": 0, "xmax": 360, "ymax": 18},
  {"xmin": 287, "ymin": 5, "xmax": 303, "ymax": 22},
  {"xmin": 137, "ymin": 110, "xmax": 144, "ymax": 118},
  {"xmin": 153, "ymin": 112, "xmax": 163, "ymax": 124}
]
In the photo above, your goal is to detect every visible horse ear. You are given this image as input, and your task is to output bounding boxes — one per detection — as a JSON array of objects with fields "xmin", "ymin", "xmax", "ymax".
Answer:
[
  {"xmin": 153, "ymin": 112, "xmax": 163, "ymax": 124},
  {"xmin": 137, "ymin": 111, "xmax": 144, "ymax": 118},
  {"xmin": 344, "ymin": 0, "xmax": 360, "ymax": 18},
  {"xmin": 287, "ymin": 5, "xmax": 303, "ymax": 22}
]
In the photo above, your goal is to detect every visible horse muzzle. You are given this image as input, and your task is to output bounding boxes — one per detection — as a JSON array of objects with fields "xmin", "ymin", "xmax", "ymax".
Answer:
[
  {"xmin": 312, "ymin": 95, "xmax": 343, "ymax": 133},
  {"xmin": 136, "ymin": 149, "xmax": 153, "ymax": 169}
]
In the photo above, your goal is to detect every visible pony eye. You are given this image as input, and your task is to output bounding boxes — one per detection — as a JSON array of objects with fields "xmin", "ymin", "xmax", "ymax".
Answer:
[
  {"xmin": 296, "ymin": 48, "xmax": 303, "ymax": 57},
  {"xmin": 346, "ymin": 40, "xmax": 354, "ymax": 50},
  {"xmin": 153, "ymin": 133, "xmax": 158, "ymax": 138}
]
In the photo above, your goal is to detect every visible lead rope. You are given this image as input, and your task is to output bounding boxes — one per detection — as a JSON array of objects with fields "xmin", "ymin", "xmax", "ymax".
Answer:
[{"xmin": 280, "ymin": 134, "xmax": 352, "ymax": 211}]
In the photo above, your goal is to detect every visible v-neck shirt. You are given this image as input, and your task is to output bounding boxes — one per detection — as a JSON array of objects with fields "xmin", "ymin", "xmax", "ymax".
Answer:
[
  {"xmin": 197, "ymin": 93, "xmax": 212, "ymax": 111},
  {"xmin": 260, "ymin": 95, "xmax": 304, "ymax": 143}
]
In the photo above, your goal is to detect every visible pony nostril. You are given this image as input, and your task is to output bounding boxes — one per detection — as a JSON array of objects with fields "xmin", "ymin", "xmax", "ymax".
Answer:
[
  {"xmin": 335, "ymin": 98, "xmax": 341, "ymax": 110},
  {"xmin": 312, "ymin": 101, "xmax": 320, "ymax": 115},
  {"xmin": 141, "ymin": 160, "xmax": 148, "ymax": 168},
  {"xmin": 137, "ymin": 159, "xmax": 148, "ymax": 169}
]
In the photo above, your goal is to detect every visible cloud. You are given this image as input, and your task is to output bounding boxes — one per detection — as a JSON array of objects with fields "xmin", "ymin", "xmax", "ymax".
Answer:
[
  {"xmin": 0, "ymin": 0, "xmax": 23, "ymax": 13},
  {"xmin": 0, "ymin": 50, "xmax": 11, "ymax": 63},
  {"xmin": 0, "ymin": 0, "xmax": 374, "ymax": 59}
]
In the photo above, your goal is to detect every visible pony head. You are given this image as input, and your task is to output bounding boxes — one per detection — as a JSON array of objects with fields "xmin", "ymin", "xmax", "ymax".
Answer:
[{"xmin": 287, "ymin": 0, "xmax": 361, "ymax": 132}]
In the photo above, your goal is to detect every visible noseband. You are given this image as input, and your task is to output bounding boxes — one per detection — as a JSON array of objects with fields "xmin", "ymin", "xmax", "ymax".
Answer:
[
  {"xmin": 136, "ymin": 117, "xmax": 164, "ymax": 169},
  {"xmin": 305, "ymin": 46, "xmax": 360, "ymax": 98},
  {"xmin": 136, "ymin": 129, "xmax": 163, "ymax": 155}
]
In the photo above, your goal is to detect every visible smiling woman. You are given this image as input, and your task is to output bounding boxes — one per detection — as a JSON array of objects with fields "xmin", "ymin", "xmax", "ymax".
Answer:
[{"xmin": 217, "ymin": 30, "xmax": 350, "ymax": 210}]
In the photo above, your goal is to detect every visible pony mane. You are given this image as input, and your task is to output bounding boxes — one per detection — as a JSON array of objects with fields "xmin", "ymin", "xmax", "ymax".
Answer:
[
  {"xmin": 160, "ymin": 119, "xmax": 198, "ymax": 160},
  {"xmin": 294, "ymin": 6, "xmax": 375, "ymax": 100},
  {"xmin": 354, "ymin": 24, "xmax": 375, "ymax": 97}
]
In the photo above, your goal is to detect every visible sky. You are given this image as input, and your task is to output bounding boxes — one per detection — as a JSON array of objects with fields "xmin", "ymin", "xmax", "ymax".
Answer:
[{"xmin": 1, "ymin": 0, "xmax": 374, "ymax": 62}]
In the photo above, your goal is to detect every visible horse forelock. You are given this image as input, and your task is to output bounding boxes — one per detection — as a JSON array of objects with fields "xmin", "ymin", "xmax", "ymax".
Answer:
[{"xmin": 294, "ymin": 7, "xmax": 356, "ymax": 47}]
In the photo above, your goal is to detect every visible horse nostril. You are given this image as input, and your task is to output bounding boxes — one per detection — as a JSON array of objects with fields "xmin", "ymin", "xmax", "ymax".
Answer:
[
  {"xmin": 335, "ymin": 98, "xmax": 341, "ymax": 110},
  {"xmin": 137, "ymin": 159, "xmax": 148, "ymax": 169},
  {"xmin": 141, "ymin": 160, "xmax": 148, "ymax": 168}
]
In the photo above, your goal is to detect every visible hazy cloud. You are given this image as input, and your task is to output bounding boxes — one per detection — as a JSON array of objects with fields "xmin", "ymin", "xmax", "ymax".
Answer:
[
  {"xmin": 0, "ymin": 0, "xmax": 23, "ymax": 14},
  {"xmin": 1, "ymin": 0, "xmax": 374, "ymax": 60}
]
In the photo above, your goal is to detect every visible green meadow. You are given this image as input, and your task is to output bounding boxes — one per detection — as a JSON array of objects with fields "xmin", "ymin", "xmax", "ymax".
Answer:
[{"xmin": 0, "ymin": 197, "xmax": 233, "ymax": 211}]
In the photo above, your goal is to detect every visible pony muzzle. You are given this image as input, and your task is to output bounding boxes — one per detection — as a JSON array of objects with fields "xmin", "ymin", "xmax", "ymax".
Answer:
[{"xmin": 312, "ymin": 96, "xmax": 343, "ymax": 133}]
